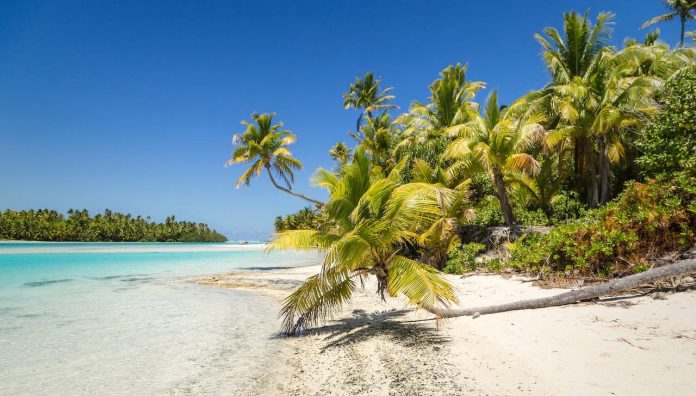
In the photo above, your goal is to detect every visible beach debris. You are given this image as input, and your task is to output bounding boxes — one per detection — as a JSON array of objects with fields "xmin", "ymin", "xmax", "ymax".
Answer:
[{"xmin": 652, "ymin": 292, "xmax": 667, "ymax": 300}]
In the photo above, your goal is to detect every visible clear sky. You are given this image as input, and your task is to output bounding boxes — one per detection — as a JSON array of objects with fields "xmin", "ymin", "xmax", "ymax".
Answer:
[{"xmin": 0, "ymin": 0, "xmax": 688, "ymax": 240}]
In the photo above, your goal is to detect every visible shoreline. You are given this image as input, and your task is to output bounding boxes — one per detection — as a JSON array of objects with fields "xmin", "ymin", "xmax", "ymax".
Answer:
[
  {"xmin": 0, "ymin": 241, "xmax": 269, "ymax": 255},
  {"xmin": 198, "ymin": 265, "xmax": 696, "ymax": 395}
]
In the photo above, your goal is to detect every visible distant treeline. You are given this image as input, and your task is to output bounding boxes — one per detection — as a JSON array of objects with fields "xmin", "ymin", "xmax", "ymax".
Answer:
[
  {"xmin": 274, "ymin": 207, "xmax": 320, "ymax": 232},
  {"xmin": 0, "ymin": 209, "xmax": 227, "ymax": 242}
]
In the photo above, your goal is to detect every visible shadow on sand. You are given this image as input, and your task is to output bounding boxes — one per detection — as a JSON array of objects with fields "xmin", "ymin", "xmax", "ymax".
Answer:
[{"xmin": 296, "ymin": 309, "xmax": 450, "ymax": 351}]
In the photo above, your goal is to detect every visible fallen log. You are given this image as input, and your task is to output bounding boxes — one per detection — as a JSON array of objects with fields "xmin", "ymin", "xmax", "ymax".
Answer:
[{"xmin": 428, "ymin": 259, "xmax": 696, "ymax": 318}]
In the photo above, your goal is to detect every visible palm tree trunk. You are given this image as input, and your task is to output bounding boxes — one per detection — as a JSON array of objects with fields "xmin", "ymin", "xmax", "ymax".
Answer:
[
  {"xmin": 492, "ymin": 167, "xmax": 516, "ymax": 226},
  {"xmin": 574, "ymin": 141, "xmax": 581, "ymax": 189},
  {"xmin": 585, "ymin": 138, "xmax": 599, "ymax": 208},
  {"xmin": 680, "ymin": 15, "xmax": 685, "ymax": 47},
  {"xmin": 599, "ymin": 135, "xmax": 610, "ymax": 205},
  {"xmin": 427, "ymin": 258, "xmax": 696, "ymax": 318},
  {"xmin": 265, "ymin": 168, "xmax": 325, "ymax": 206}
]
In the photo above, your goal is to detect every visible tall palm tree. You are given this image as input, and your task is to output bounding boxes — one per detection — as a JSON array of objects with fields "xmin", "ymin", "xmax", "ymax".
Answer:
[
  {"xmin": 513, "ymin": 11, "xmax": 613, "ymax": 207},
  {"xmin": 226, "ymin": 113, "xmax": 324, "ymax": 205},
  {"xmin": 642, "ymin": 0, "xmax": 696, "ymax": 47},
  {"xmin": 328, "ymin": 142, "xmax": 352, "ymax": 165},
  {"xmin": 266, "ymin": 150, "xmax": 457, "ymax": 335},
  {"xmin": 446, "ymin": 91, "xmax": 544, "ymax": 226},
  {"xmin": 395, "ymin": 64, "xmax": 485, "ymax": 150},
  {"xmin": 343, "ymin": 72, "xmax": 398, "ymax": 132}
]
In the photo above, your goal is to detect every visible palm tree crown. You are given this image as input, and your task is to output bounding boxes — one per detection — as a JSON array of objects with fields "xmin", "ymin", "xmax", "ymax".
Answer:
[
  {"xmin": 227, "ymin": 113, "xmax": 323, "ymax": 205},
  {"xmin": 343, "ymin": 72, "xmax": 398, "ymax": 132},
  {"xmin": 266, "ymin": 150, "xmax": 457, "ymax": 334},
  {"xmin": 446, "ymin": 91, "xmax": 543, "ymax": 225},
  {"xmin": 395, "ymin": 64, "xmax": 485, "ymax": 149},
  {"xmin": 328, "ymin": 142, "xmax": 352, "ymax": 165},
  {"xmin": 641, "ymin": 0, "xmax": 696, "ymax": 47}
]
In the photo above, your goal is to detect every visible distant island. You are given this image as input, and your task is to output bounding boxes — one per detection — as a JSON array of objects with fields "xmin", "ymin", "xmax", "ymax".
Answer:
[{"xmin": 0, "ymin": 209, "xmax": 227, "ymax": 242}]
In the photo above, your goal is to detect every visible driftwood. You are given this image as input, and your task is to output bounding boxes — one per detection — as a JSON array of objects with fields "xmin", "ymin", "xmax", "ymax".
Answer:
[{"xmin": 428, "ymin": 259, "xmax": 696, "ymax": 318}]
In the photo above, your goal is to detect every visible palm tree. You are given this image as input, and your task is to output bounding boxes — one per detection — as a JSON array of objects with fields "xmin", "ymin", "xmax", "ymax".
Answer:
[
  {"xmin": 642, "ymin": 0, "xmax": 696, "ymax": 47},
  {"xmin": 273, "ymin": 216, "xmax": 285, "ymax": 232},
  {"xmin": 395, "ymin": 64, "xmax": 484, "ymax": 150},
  {"xmin": 352, "ymin": 112, "xmax": 398, "ymax": 172},
  {"xmin": 446, "ymin": 91, "xmax": 544, "ymax": 226},
  {"xmin": 343, "ymin": 72, "xmax": 398, "ymax": 132},
  {"xmin": 266, "ymin": 150, "xmax": 457, "ymax": 335},
  {"xmin": 513, "ymin": 11, "xmax": 613, "ymax": 207},
  {"xmin": 410, "ymin": 159, "xmax": 472, "ymax": 268},
  {"xmin": 226, "ymin": 113, "xmax": 324, "ymax": 205},
  {"xmin": 328, "ymin": 142, "xmax": 351, "ymax": 165}
]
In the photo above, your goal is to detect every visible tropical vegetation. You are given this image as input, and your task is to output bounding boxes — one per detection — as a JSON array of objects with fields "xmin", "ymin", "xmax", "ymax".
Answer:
[
  {"xmin": 0, "ymin": 209, "xmax": 227, "ymax": 242},
  {"xmin": 228, "ymin": 8, "xmax": 696, "ymax": 334}
]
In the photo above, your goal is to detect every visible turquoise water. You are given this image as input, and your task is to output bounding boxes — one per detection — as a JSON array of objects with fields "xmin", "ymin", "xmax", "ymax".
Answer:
[{"xmin": 0, "ymin": 242, "xmax": 321, "ymax": 395}]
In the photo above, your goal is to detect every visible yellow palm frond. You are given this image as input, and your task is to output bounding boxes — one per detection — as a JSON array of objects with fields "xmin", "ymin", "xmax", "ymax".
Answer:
[{"xmin": 388, "ymin": 255, "xmax": 457, "ymax": 308}]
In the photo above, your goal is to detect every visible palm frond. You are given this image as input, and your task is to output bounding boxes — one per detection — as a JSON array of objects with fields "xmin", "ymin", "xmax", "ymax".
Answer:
[
  {"xmin": 280, "ymin": 268, "xmax": 357, "ymax": 335},
  {"xmin": 388, "ymin": 255, "xmax": 457, "ymax": 308}
]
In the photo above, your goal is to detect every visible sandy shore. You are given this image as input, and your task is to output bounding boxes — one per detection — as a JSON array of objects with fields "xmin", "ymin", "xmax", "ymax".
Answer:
[{"xmin": 197, "ymin": 266, "xmax": 696, "ymax": 395}]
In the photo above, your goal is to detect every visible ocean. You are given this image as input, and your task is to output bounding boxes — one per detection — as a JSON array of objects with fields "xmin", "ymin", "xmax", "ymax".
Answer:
[{"xmin": 0, "ymin": 242, "xmax": 321, "ymax": 395}]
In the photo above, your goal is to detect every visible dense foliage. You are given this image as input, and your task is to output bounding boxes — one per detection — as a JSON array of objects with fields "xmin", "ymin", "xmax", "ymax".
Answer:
[
  {"xmin": 508, "ymin": 176, "xmax": 696, "ymax": 276},
  {"xmin": 227, "ymin": 7, "xmax": 696, "ymax": 333},
  {"xmin": 636, "ymin": 65, "xmax": 696, "ymax": 177},
  {"xmin": 443, "ymin": 242, "xmax": 486, "ymax": 274},
  {"xmin": 274, "ymin": 207, "xmax": 321, "ymax": 232},
  {"xmin": 0, "ymin": 209, "xmax": 227, "ymax": 242}
]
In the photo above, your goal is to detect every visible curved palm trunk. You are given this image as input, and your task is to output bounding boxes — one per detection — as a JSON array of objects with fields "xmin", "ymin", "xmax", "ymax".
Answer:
[
  {"xmin": 265, "ymin": 168, "xmax": 325, "ymax": 206},
  {"xmin": 492, "ymin": 167, "xmax": 516, "ymax": 226},
  {"xmin": 427, "ymin": 259, "xmax": 696, "ymax": 318},
  {"xmin": 356, "ymin": 113, "xmax": 363, "ymax": 133}
]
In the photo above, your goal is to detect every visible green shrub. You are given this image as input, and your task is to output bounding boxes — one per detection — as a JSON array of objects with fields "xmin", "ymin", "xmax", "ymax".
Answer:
[
  {"xmin": 636, "ymin": 65, "xmax": 696, "ymax": 178},
  {"xmin": 549, "ymin": 192, "xmax": 585, "ymax": 223},
  {"xmin": 443, "ymin": 242, "xmax": 486, "ymax": 274},
  {"xmin": 515, "ymin": 208, "xmax": 550, "ymax": 226},
  {"xmin": 484, "ymin": 257, "xmax": 503, "ymax": 272},
  {"xmin": 509, "ymin": 177, "xmax": 696, "ymax": 277},
  {"xmin": 463, "ymin": 196, "xmax": 503, "ymax": 226}
]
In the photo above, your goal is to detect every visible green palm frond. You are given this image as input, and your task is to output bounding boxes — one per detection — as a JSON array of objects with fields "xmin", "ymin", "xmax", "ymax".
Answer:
[
  {"xmin": 388, "ymin": 255, "xmax": 457, "ymax": 308},
  {"xmin": 280, "ymin": 267, "xmax": 357, "ymax": 335}
]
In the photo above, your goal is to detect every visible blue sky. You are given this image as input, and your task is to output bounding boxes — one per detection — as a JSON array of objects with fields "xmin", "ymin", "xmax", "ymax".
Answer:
[{"xmin": 0, "ymin": 1, "xmax": 688, "ymax": 240}]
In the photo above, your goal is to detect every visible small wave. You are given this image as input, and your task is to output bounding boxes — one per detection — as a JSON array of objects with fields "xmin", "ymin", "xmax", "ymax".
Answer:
[
  {"xmin": 120, "ymin": 277, "xmax": 155, "ymax": 283},
  {"xmin": 242, "ymin": 266, "xmax": 291, "ymax": 271},
  {"xmin": 90, "ymin": 274, "xmax": 146, "ymax": 281},
  {"xmin": 24, "ymin": 279, "xmax": 73, "ymax": 287}
]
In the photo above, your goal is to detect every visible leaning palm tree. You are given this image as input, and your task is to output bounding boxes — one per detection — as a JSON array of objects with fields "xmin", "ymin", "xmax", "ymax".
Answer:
[
  {"xmin": 226, "ymin": 113, "xmax": 324, "ymax": 205},
  {"xmin": 641, "ymin": 0, "xmax": 696, "ymax": 47},
  {"xmin": 266, "ymin": 150, "xmax": 457, "ymax": 335},
  {"xmin": 343, "ymin": 72, "xmax": 398, "ymax": 132},
  {"xmin": 446, "ymin": 91, "xmax": 544, "ymax": 226},
  {"xmin": 328, "ymin": 142, "xmax": 352, "ymax": 165}
]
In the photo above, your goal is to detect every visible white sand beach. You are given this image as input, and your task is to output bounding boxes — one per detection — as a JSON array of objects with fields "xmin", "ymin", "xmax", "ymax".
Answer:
[{"xmin": 199, "ymin": 265, "xmax": 696, "ymax": 395}]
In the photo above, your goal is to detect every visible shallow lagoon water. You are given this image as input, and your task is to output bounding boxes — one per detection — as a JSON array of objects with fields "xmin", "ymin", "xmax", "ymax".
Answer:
[{"xmin": 0, "ymin": 242, "xmax": 321, "ymax": 395}]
